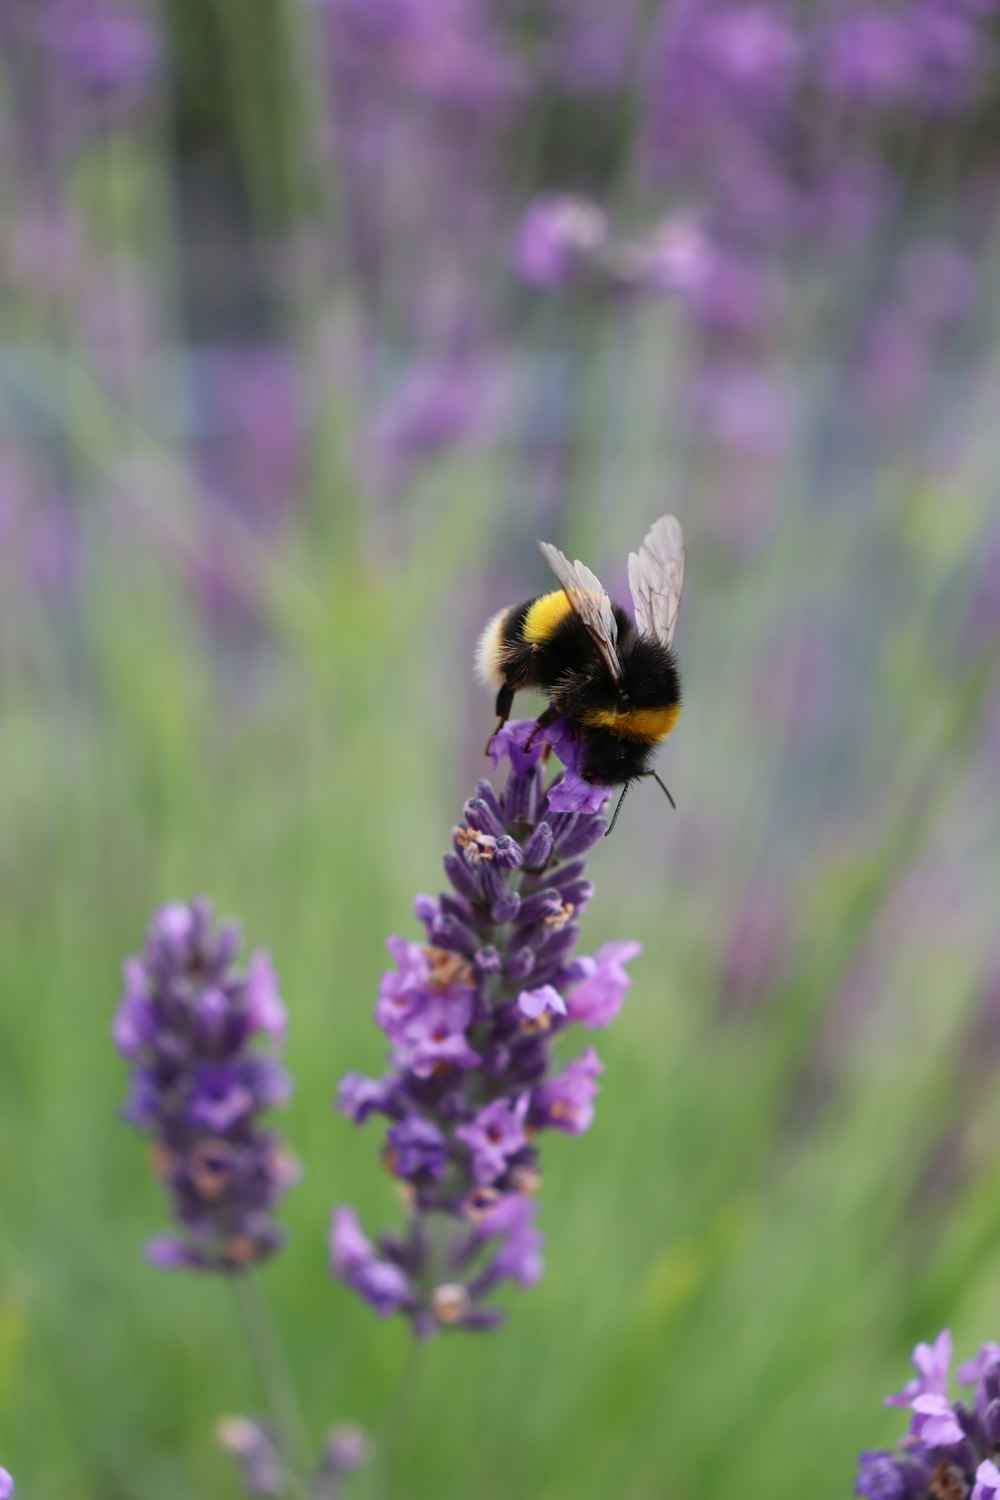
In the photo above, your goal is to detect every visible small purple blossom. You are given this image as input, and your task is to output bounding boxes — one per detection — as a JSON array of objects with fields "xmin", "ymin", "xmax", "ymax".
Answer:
[
  {"xmin": 974, "ymin": 1460, "xmax": 1000, "ymax": 1500},
  {"xmin": 885, "ymin": 1329, "xmax": 953, "ymax": 1407},
  {"xmin": 456, "ymin": 1096, "xmax": 529, "ymax": 1184},
  {"xmin": 331, "ymin": 720, "xmax": 640, "ymax": 1332},
  {"xmin": 911, "ymin": 1394, "xmax": 965, "ymax": 1449},
  {"xmin": 517, "ymin": 985, "xmax": 567, "ymax": 1021},
  {"xmin": 566, "ymin": 941, "xmax": 641, "ymax": 1028},
  {"xmin": 512, "ymin": 195, "xmax": 608, "ymax": 290},
  {"xmin": 217, "ymin": 1417, "xmax": 284, "ymax": 1498},
  {"xmin": 854, "ymin": 1448, "xmax": 928, "ymax": 1499},
  {"xmin": 114, "ymin": 899, "xmax": 298, "ymax": 1272},
  {"xmin": 960, "ymin": 1345, "xmax": 1000, "ymax": 1386},
  {"xmin": 314, "ymin": 1424, "xmax": 371, "ymax": 1499},
  {"xmin": 531, "ymin": 1048, "xmax": 604, "ymax": 1134},
  {"xmin": 386, "ymin": 1115, "xmax": 448, "ymax": 1180},
  {"xmin": 329, "ymin": 1208, "xmax": 412, "ymax": 1317},
  {"xmin": 0, "ymin": 1468, "xmax": 13, "ymax": 1500}
]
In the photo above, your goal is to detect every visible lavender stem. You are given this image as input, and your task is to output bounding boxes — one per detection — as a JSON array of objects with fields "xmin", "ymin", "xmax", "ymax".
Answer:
[
  {"xmin": 234, "ymin": 1272, "xmax": 313, "ymax": 1498},
  {"xmin": 377, "ymin": 1340, "xmax": 421, "ymax": 1500}
]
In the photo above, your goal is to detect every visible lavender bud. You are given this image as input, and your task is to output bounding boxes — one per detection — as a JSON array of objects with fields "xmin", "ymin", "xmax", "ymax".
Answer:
[{"xmin": 521, "ymin": 821, "xmax": 555, "ymax": 870}]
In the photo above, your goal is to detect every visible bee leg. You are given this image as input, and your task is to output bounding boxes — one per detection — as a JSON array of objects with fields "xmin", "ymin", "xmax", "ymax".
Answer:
[
  {"xmin": 525, "ymin": 703, "xmax": 560, "ymax": 751},
  {"xmin": 485, "ymin": 684, "xmax": 515, "ymax": 755}
]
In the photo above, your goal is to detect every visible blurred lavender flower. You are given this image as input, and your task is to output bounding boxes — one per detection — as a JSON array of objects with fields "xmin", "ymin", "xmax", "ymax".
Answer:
[
  {"xmin": 855, "ymin": 1330, "xmax": 1000, "ymax": 1497},
  {"xmin": 217, "ymin": 1418, "xmax": 285, "ymax": 1498},
  {"xmin": 332, "ymin": 720, "xmax": 641, "ymax": 1334},
  {"xmin": 374, "ymin": 357, "xmax": 507, "ymax": 493},
  {"xmin": 34, "ymin": 0, "xmax": 160, "ymax": 110},
  {"xmin": 114, "ymin": 899, "xmax": 299, "ymax": 1272},
  {"xmin": 0, "ymin": 1468, "xmax": 13, "ymax": 1499},
  {"xmin": 314, "ymin": 1425, "xmax": 371, "ymax": 1500},
  {"xmin": 217, "ymin": 1402, "xmax": 369, "ymax": 1495},
  {"xmin": 512, "ymin": 195, "xmax": 609, "ymax": 290}
]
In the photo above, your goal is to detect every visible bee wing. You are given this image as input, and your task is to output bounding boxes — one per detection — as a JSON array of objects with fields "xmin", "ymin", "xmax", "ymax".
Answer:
[
  {"xmin": 538, "ymin": 539, "xmax": 623, "ymax": 684},
  {"xmin": 627, "ymin": 514, "xmax": 685, "ymax": 649}
]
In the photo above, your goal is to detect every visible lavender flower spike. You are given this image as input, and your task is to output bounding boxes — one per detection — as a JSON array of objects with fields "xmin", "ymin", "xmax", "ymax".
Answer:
[
  {"xmin": 331, "ymin": 720, "xmax": 641, "ymax": 1334},
  {"xmin": 114, "ymin": 898, "xmax": 299, "ymax": 1272},
  {"xmin": 855, "ymin": 1329, "xmax": 1000, "ymax": 1498}
]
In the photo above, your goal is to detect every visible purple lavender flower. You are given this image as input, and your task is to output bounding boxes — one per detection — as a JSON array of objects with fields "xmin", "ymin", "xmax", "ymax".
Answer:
[
  {"xmin": 512, "ymin": 195, "xmax": 609, "ymax": 290},
  {"xmin": 331, "ymin": 720, "xmax": 641, "ymax": 1333},
  {"xmin": 566, "ymin": 942, "xmax": 641, "ymax": 1028},
  {"xmin": 854, "ymin": 1329, "xmax": 1000, "ymax": 1497},
  {"xmin": 0, "ymin": 1468, "xmax": 13, "ymax": 1499},
  {"xmin": 885, "ymin": 1330, "xmax": 953, "ymax": 1407},
  {"xmin": 975, "ymin": 1460, "xmax": 1000, "ymax": 1500},
  {"xmin": 314, "ymin": 1424, "xmax": 371, "ymax": 1500},
  {"xmin": 217, "ymin": 1417, "xmax": 284, "ymax": 1497},
  {"xmin": 114, "ymin": 899, "xmax": 299, "ymax": 1272}
]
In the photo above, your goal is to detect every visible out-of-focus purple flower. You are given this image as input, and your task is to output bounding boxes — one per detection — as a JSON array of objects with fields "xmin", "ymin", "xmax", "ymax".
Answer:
[
  {"xmin": 374, "ymin": 358, "xmax": 506, "ymax": 493},
  {"xmin": 315, "ymin": 0, "xmax": 522, "ymax": 120},
  {"xmin": 331, "ymin": 720, "xmax": 640, "ymax": 1332},
  {"xmin": 329, "ymin": 1207, "xmax": 412, "ymax": 1317},
  {"xmin": 531, "ymin": 1048, "xmax": 603, "ymax": 1134},
  {"xmin": 337, "ymin": 1073, "xmax": 393, "ymax": 1124},
  {"xmin": 854, "ymin": 1448, "xmax": 928, "ymax": 1498},
  {"xmin": 456, "ymin": 1096, "xmax": 529, "ymax": 1184},
  {"xmin": 911, "ymin": 1393, "xmax": 965, "ymax": 1448},
  {"xmin": 615, "ymin": 214, "xmax": 713, "ymax": 294},
  {"xmin": 512, "ymin": 195, "xmax": 609, "ymax": 290},
  {"xmin": 960, "ymin": 1344, "xmax": 1000, "ymax": 1386},
  {"xmin": 114, "ymin": 899, "xmax": 298, "ymax": 1272},
  {"xmin": 386, "ymin": 1115, "xmax": 448, "ymax": 1179},
  {"xmin": 517, "ymin": 985, "xmax": 568, "ymax": 1021},
  {"xmin": 974, "ymin": 1460, "xmax": 1000, "ymax": 1500},
  {"xmin": 820, "ymin": 11, "xmax": 920, "ymax": 106},
  {"xmin": 34, "ymin": 0, "xmax": 160, "ymax": 117},
  {"xmin": 0, "ymin": 1468, "xmax": 13, "ymax": 1499},
  {"xmin": 314, "ymin": 1424, "xmax": 371, "ymax": 1499},
  {"xmin": 885, "ymin": 1330, "xmax": 953, "ymax": 1406},
  {"xmin": 566, "ymin": 942, "xmax": 641, "ymax": 1028},
  {"xmin": 217, "ymin": 1417, "xmax": 284, "ymax": 1498}
]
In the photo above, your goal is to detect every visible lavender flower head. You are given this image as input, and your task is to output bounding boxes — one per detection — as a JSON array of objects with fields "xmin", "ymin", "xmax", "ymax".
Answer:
[
  {"xmin": 114, "ymin": 898, "xmax": 299, "ymax": 1272},
  {"xmin": 217, "ymin": 1415, "xmax": 370, "ymax": 1498},
  {"xmin": 331, "ymin": 721, "xmax": 641, "ymax": 1334},
  {"xmin": 855, "ymin": 1330, "xmax": 1000, "ymax": 1498}
]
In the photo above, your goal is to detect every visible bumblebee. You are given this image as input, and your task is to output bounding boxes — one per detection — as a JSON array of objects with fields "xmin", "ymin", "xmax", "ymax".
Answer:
[{"xmin": 477, "ymin": 516, "xmax": 684, "ymax": 818}]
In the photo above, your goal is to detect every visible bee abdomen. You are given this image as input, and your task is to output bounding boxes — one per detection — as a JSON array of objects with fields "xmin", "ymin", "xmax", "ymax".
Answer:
[{"xmin": 580, "ymin": 703, "xmax": 681, "ymax": 744}]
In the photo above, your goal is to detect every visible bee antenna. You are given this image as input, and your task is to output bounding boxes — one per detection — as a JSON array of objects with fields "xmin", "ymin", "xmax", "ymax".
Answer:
[
  {"xmin": 604, "ymin": 782, "xmax": 631, "ymax": 837},
  {"xmin": 648, "ymin": 770, "xmax": 677, "ymax": 810}
]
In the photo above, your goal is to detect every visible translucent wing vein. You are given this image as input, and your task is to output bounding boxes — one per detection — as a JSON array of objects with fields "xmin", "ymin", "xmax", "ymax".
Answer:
[
  {"xmin": 627, "ymin": 515, "xmax": 685, "ymax": 649},
  {"xmin": 537, "ymin": 540, "xmax": 623, "ymax": 684}
]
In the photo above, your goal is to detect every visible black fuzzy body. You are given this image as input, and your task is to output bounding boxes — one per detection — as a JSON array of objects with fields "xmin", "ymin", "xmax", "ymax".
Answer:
[{"xmin": 490, "ymin": 596, "xmax": 682, "ymax": 787}]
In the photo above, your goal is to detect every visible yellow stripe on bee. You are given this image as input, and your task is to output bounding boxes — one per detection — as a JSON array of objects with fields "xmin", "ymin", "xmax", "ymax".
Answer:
[
  {"xmin": 581, "ymin": 703, "xmax": 681, "ymax": 744},
  {"xmin": 522, "ymin": 591, "xmax": 574, "ymax": 643}
]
